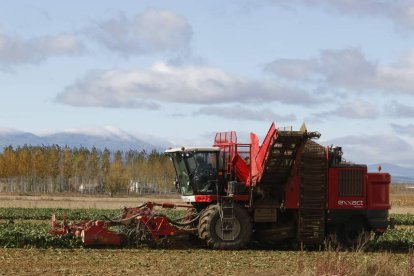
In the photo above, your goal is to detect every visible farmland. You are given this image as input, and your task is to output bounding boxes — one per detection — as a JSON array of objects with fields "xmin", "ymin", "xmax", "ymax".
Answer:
[
  {"xmin": 0, "ymin": 193, "xmax": 182, "ymax": 209},
  {"xmin": 1, "ymin": 248, "xmax": 412, "ymax": 275},
  {"xmin": 0, "ymin": 188, "xmax": 413, "ymax": 275}
]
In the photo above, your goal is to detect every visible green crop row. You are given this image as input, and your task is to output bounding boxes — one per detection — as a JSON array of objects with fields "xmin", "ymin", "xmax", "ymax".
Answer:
[
  {"xmin": 389, "ymin": 214, "xmax": 414, "ymax": 226},
  {"xmin": 369, "ymin": 229, "xmax": 414, "ymax": 251},
  {"xmin": 1, "ymin": 207, "xmax": 412, "ymax": 226},
  {"xmin": 0, "ymin": 207, "xmax": 121, "ymax": 221},
  {"xmin": 0, "ymin": 222, "xmax": 82, "ymax": 248},
  {"xmin": 0, "ymin": 207, "xmax": 185, "ymax": 221},
  {"xmin": 0, "ymin": 221, "xmax": 413, "ymax": 250},
  {"xmin": 0, "ymin": 207, "xmax": 184, "ymax": 249}
]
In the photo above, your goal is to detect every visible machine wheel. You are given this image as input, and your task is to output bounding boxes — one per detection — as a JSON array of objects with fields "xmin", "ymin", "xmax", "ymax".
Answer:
[
  {"xmin": 198, "ymin": 203, "xmax": 252, "ymax": 249},
  {"xmin": 337, "ymin": 219, "xmax": 371, "ymax": 249}
]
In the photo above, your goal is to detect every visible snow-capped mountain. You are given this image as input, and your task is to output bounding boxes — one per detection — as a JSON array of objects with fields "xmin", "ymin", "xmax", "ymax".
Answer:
[{"xmin": 0, "ymin": 126, "xmax": 169, "ymax": 152}]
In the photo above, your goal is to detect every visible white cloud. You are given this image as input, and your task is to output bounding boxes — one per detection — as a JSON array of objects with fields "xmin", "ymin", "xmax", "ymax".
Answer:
[
  {"xmin": 56, "ymin": 62, "xmax": 318, "ymax": 108},
  {"xmin": 0, "ymin": 9, "xmax": 192, "ymax": 68},
  {"xmin": 195, "ymin": 105, "xmax": 296, "ymax": 122},
  {"xmin": 266, "ymin": 0, "xmax": 414, "ymax": 28},
  {"xmin": 0, "ymin": 33, "xmax": 84, "ymax": 66},
  {"xmin": 90, "ymin": 10, "xmax": 192, "ymax": 57},
  {"xmin": 386, "ymin": 102, "xmax": 414, "ymax": 118},
  {"xmin": 0, "ymin": 127, "xmax": 22, "ymax": 135},
  {"xmin": 266, "ymin": 48, "xmax": 414, "ymax": 95},
  {"xmin": 312, "ymin": 100, "xmax": 379, "ymax": 120},
  {"xmin": 325, "ymin": 134, "xmax": 414, "ymax": 166},
  {"xmin": 391, "ymin": 123, "xmax": 414, "ymax": 137},
  {"xmin": 265, "ymin": 58, "xmax": 317, "ymax": 79},
  {"xmin": 44, "ymin": 34, "xmax": 82, "ymax": 54}
]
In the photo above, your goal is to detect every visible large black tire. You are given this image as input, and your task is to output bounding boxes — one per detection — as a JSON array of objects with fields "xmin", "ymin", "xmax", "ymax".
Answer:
[
  {"xmin": 198, "ymin": 203, "xmax": 252, "ymax": 249},
  {"xmin": 337, "ymin": 218, "xmax": 371, "ymax": 249}
]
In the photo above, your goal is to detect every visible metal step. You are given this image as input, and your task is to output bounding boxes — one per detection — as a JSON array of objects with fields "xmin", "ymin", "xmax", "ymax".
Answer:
[{"xmin": 220, "ymin": 201, "xmax": 235, "ymax": 241}]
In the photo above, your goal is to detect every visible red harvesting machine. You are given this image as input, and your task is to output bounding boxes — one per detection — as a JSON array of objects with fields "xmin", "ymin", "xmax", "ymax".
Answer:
[{"xmin": 50, "ymin": 123, "xmax": 391, "ymax": 249}]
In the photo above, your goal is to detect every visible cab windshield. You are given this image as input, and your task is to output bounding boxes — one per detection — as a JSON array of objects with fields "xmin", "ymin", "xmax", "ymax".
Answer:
[{"xmin": 170, "ymin": 151, "xmax": 218, "ymax": 196}]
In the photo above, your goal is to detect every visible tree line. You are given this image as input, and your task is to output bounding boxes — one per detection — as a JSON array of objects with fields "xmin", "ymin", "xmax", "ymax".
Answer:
[{"xmin": 0, "ymin": 145, "xmax": 175, "ymax": 195}]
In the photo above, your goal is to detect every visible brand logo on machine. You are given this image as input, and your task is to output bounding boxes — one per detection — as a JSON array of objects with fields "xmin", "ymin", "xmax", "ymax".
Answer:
[{"xmin": 337, "ymin": 200, "xmax": 364, "ymax": 207}]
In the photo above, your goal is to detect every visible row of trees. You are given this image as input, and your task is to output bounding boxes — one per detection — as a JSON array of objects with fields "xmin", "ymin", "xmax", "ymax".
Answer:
[{"xmin": 0, "ymin": 145, "xmax": 175, "ymax": 195}]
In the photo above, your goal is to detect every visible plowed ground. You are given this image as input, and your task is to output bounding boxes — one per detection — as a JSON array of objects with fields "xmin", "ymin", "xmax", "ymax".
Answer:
[{"xmin": 0, "ymin": 248, "xmax": 411, "ymax": 276}]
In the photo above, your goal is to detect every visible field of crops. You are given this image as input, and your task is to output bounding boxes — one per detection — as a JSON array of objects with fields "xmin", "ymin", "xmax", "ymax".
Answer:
[
  {"xmin": 0, "ymin": 207, "xmax": 185, "ymax": 248},
  {"xmin": 0, "ymin": 207, "xmax": 413, "ymax": 251},
  {"xmin": 1, "ymin": 207, "xmax": 412, "ymax": 224},
  {"xmin": 1, "ymin": 206, "xmax": 414, "ymax": 275}
]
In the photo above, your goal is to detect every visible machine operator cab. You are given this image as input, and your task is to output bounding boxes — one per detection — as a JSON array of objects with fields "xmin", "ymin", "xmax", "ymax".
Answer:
[{"xmin": 165, "ymin": 147, "xmax": 222, "ymax": 196}]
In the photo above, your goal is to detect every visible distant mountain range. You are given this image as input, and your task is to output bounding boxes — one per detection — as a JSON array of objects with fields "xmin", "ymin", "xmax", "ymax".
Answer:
[
  {"xmin": 0, "ymin": 127, "xmax": 169, "ymax": 152},
  {"xmin": 368, "ymin": 163, "xmax": 414, "ymax": 184}
]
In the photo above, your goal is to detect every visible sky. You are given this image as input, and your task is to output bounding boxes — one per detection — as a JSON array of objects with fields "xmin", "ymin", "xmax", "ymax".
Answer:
[{"xmin": 0, "ymin": 0, "xmax": 414, "ymax": 167}]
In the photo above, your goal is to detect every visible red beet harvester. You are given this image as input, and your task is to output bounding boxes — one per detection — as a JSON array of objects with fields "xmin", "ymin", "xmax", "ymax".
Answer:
[{"xmin": 50, "ymin": 123, "xmax": 391, "ymax": 249}]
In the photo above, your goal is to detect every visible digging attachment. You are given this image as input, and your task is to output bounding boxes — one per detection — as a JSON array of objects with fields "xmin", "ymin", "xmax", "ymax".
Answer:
[{"xmin": 49, "ymin": 202, "xmax": 198, "ymax": 247}]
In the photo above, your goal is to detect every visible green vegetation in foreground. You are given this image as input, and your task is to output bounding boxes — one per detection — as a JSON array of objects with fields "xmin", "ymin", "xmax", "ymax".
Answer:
[
  {"xmin": 0, "ymin": 222, "xmax": 82, "ymax": 248},
  {"xmin": 390, "ymin": 213, "xmax": 414, "ymax": 226},
  {"xmin": 0, "ymin": 208, "xmax": 414, "ymax": 250},
  {"xmin": 0, "ymin": 207, "xmax": 186, "ymax": 249},
  {"xmin": 1, "ymin": 208, "xmax": 413, "ymax": 226},
  {"xmin": 0, "ymin": 207, "xmax": 120, "ymax": 221},
  {"xmin": 0, "ymin": 221, "xmax": 413, "ymax": 251},
  {"xmin": 370, "ymin": 229, "xmax": 414, "ymax": 251}
]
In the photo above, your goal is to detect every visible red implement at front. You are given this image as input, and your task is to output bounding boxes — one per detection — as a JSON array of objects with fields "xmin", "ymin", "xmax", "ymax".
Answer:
[{"xmin": 50, "ymin": 202, "xmax": 196, "ymax": 246}]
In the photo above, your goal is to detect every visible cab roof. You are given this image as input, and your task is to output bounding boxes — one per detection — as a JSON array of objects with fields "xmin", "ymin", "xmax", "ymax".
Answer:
[{"xmin": 165, "ymin": 147, "xmax": 221, "ymax": 153}]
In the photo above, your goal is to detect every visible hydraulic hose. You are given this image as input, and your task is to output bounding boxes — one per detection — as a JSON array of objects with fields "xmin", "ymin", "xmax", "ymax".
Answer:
[
  {"xmin": 101, "ymin": 203, "xmax": 149, "ymax": 223},
  {"xmin": 166, "ymin": 212, "xmax": 202, "ymax": 227}
]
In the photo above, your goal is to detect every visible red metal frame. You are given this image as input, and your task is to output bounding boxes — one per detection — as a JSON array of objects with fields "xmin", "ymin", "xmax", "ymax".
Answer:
[
  {"xmin": 214, "ymin": 130, "xmax": 253, "ymax": 185},
  {"xmin": 214, "ymin": 131, "xmax": 237, "ymax": 177},
  {"xmin": 50, "ymin": 202, "xmax": 194, "ymax": 246},
  {"xmin": 81, "ymin": 220, "xmax": 122, "ymax": 246},
  {"xmin": 213, "ymin": 123, "xmax": 278, "ymax": 187},
  {"xmin": 139, "ymin": 216, "xmax": 178, "ymax": 239},
  {"xmin": 190, "ymin": 194, "xmax": 249, "ymax": 203},
  {"xmin": 284, "ymin": 141, "xmax": 307, "ymax": 209},
  {"xmin": 366, "ymin": 172, "xmax": 391, "ymax": 210},
  {"xmin": 285, "ymin": 174, "xmax": 300, "ymax": 209},
  {"xmin": 253, "ymin": 122, "xmax": 278, "ymax": 185}
]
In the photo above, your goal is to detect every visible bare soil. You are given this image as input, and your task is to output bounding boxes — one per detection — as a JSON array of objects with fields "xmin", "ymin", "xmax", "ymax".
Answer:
[
  {"xmin": 0, "ymin": 248, "xmax": 411, "ymax": 276},
  {"xmin": 0, "ymin": 191, "xmax": 413, "ymax": 214},
  {"xmin": 390, "ymin": 190, "xmax": 414, "ymax": 214},
  {"xmin": 0, "ymin": 194, "xmax": 183, "ymax": 209}
]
